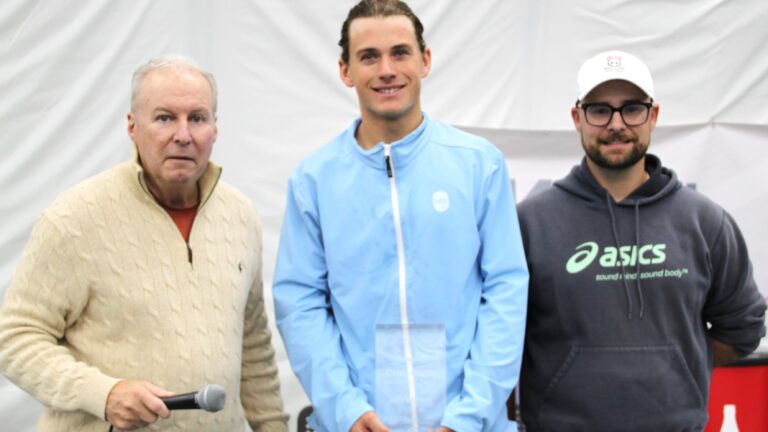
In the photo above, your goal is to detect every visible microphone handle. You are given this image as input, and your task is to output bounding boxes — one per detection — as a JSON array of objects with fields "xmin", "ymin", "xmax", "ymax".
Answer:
[{"xmin": 161, "ymin": 392, "xmax": 200, "ymax": 410}]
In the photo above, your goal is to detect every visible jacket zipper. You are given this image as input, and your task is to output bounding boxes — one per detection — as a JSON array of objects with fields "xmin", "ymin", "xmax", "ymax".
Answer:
[{"xmin": 384, "ymin": 144, "xmax": 418, "ymax": 430}]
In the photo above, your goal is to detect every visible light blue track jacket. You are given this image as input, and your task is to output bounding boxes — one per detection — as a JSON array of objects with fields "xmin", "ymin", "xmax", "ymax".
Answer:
[{"xmin": 273, "ymin": 115, "xmax": 528, "ymax": 431}]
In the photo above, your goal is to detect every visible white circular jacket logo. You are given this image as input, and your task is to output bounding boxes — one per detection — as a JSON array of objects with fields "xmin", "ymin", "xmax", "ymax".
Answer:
[{"xmin": 432, "ymin": 190, "xmax": 450, "ymax": 212}]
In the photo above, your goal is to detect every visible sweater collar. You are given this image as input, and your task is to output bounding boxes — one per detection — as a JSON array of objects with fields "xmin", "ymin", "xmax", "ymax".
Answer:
[
  {"xmin": 348, "ymin": 113, "xmax": 431, "ymax": 171},
  {"xmin": 130, "ymin": 145, "xmax": 222, "ymax": 209}
]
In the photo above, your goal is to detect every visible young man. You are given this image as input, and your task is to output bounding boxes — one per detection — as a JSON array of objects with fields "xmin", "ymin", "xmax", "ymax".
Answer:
[
  {"xmin": 517, "ymin": 50, "xmax": 766, "ymax": 431},
  {"xmin": 0, "ymin": 55, "xmax": 288, "ymax": 431},
  {"xmin": 273, "ymin": 1, "xmax": 528, "ymax": 431}
]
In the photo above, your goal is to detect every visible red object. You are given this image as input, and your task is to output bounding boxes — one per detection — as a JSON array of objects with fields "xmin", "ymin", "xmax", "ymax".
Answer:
[
  {"xmin": 162, "ymin": 205, "xmax": 197, "ymax": 242},
  {"xmin": 705, "ymin": 365, "xmax": 768, "ymax": 431}
]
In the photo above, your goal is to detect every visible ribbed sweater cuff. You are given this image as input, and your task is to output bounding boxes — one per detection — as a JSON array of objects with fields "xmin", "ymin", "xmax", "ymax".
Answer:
[
  {"xmin": 80, "ymin": 374, "xmax": 122, "ymax": 420},
  {"xmin": 253, "ymin": 419, "xmax": 290, "ymax": 432}
]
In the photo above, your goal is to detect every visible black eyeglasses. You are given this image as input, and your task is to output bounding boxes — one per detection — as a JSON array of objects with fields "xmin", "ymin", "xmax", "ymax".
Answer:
[{"xmin": 577, "ymin": 100, "xmax": 654, "ymax": 127}]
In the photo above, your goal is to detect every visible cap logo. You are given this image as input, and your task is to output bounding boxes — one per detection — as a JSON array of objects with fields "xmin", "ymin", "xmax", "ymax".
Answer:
[{"xmin": 604, "ymin": 55, "xmax": 624, "ymax": 72}]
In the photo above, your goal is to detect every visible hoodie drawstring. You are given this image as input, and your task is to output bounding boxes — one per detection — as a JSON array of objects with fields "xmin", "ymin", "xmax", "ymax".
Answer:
[
  {"xmin": 634, "ymin": 203, "xmax": 645, "ymax": 318},
  {"xmin": 606, "ymin": 193, "xmax": 634, "ymax": 319},
  {"xmin": 606, "ymin": 193, "xmax": 647, "ymax": 320}
]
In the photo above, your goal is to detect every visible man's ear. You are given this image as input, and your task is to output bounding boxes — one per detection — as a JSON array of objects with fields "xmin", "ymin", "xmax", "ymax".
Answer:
[
  {"xmin": 648, "ymin": 103, "xmax": 660, "ymax": 131},
  {"xmin": 127, "ymin": 112, "xmax": 136, "ymax": 139},
  {"xmin": 339, "ymin": 58, "xmax": 354, "ymax": 88},
  {"xmin": 571, "ymin": 105, "xmax": 583, "ymax": 132},
  {"xmin": 421, "ymin": 47, "xmax": 432, "ymax": 78}
]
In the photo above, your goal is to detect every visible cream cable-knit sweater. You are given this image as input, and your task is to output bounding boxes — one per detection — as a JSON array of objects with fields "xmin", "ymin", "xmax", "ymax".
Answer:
[{"xmin": 0, "ymin": 157, "xmax": 288, "ymax": 431}]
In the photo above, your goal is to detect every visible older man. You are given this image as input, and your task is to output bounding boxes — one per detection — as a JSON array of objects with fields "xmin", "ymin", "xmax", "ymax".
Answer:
[
  {"xmin": 516, "ymin": 50, "xmax": 766, "ymax": 431},
  {"xmin": 0, "ymin": 55, "xmax": 288, "ymax": 431}
]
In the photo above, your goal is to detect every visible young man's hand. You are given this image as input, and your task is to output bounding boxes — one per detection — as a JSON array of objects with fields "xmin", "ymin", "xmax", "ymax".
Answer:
[{"xmin": 350, "ymin": 410, "xmax": 389, "ymax": 432}]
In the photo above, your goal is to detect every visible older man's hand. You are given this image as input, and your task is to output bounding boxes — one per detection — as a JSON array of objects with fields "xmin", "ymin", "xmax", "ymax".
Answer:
[{"xmin": 105, "ymin": 380, "xmax": 174, "ymax": 430}]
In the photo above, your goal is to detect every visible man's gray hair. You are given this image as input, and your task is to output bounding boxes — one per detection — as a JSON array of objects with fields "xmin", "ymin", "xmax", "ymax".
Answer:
[{"xmin": 130, "ymin": 54, "xmax": 218, "ymax": 114}]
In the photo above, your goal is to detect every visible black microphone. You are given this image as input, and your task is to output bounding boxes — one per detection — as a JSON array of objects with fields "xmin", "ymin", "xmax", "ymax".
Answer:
[{"xmin": 161, "ymin": 384, "xmax": 226, "ymax": 412}]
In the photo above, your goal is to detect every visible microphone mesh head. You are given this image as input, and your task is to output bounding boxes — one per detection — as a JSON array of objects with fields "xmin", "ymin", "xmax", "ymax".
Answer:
[{"xmin": 196, "ymin": 384, "xmax": 226, "ymax": 412}]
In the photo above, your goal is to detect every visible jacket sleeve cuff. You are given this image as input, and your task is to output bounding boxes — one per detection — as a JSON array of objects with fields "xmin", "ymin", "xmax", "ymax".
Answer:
[
  {"xmin": 339, "ymin": 397, "xmax": 374, "ymax": 432},
  {"xmin": 441, "ymin": 411, "xmax": 482, "ymax": 432}
]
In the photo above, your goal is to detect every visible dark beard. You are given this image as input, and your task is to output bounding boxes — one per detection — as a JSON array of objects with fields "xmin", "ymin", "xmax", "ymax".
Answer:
[{"xmin": 583, "ymin": 137, "xmax": 647, "ymax": 170}]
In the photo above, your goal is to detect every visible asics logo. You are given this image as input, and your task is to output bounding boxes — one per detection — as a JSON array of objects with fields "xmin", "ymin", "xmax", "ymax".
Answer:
[{"xmin": 566, "ymin": 241, "xmax": 667, "ymax": 274}]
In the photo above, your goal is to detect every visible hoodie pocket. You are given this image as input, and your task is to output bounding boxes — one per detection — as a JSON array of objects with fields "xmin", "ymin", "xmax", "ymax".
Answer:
[{"xmin": 536, "ymin": 345, "xmax": 706, "ymax": 432}]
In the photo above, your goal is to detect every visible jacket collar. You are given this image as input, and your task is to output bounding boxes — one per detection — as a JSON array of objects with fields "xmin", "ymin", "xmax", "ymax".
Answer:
[{"xmin": 348, "ymin": 113, "xmax": 431, "ymax": 171}]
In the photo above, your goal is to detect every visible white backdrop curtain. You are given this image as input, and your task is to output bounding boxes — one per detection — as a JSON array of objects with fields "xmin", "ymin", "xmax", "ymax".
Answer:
[{"xmin": 1, "ymin": 1, "xmax": 766, "ymax": 430}]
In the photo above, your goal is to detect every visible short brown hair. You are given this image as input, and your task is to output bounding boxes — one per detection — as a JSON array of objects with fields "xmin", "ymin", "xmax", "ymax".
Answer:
[{"xmin": 339, "ymin": 0, "xmax": 426, "ymax": 64}]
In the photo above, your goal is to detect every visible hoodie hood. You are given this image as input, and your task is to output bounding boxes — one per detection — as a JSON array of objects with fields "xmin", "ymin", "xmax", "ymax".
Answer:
[
  {"xmin": 555, "ymin": 153, "xmax": 681, "ymax": 206},
  {"xmin": 554, "ymin": 154, "xmax": 682, "ymax": 319}
]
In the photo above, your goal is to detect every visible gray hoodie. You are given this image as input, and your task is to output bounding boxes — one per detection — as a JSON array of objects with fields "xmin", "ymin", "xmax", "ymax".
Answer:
[{"xmin": 517, "ymin": 154, "xmax": 765, "ymax": 432}]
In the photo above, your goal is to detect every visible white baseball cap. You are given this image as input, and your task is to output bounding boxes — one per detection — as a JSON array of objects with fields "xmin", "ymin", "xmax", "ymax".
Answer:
[{"xmin": 577, "ymin": 50, "xmax": 654, "ymax": 101}]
